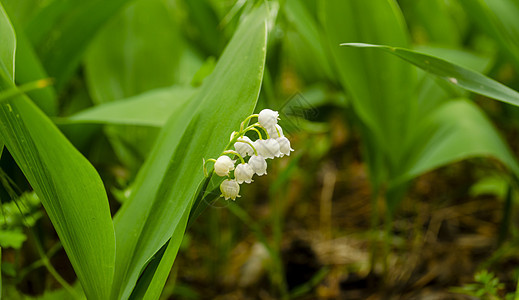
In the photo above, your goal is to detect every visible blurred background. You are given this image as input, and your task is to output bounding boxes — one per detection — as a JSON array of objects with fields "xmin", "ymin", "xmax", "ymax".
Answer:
[{"xmin": 2, "ymin": 0, "xmax": 519, "ymax": 299}]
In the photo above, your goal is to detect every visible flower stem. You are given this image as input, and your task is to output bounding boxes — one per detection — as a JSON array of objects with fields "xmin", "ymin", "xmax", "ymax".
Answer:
[
  {"xmin": 240, "ymin": 114, "xmax": 259, "ymax": 131},
  {"xmin": 223, "ymin": 150, "xmax": 245, "ymax": 164},
  {"xmin": 203, "ymin": 158, "xmax": 217, "ymax": 177},
  {"xmin": 246, "ymin": 127, "xmax": 264, "ymax": 140}
]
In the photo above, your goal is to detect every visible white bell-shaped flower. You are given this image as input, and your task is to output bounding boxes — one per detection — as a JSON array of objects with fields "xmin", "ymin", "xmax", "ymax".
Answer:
[
  {"xmin": 234, "ymin": 136, "xmax": 255, "ymax": 157},
  {"xmin": 258, "ymin": 109, "xmax": 279, "ymax": 129},
  {"xmin": 248, "ymin": 155, "xmax": 267, "ymax": 176},
  {"xmin": 267, "ymin": 124, "xmax": 284, "ymax": 139},
  {"xmin": 235, "ymin": 163, "xmax": 255, "ymax": 184},
  {"xmin": 220, "ymin": 179, "xmax": 240, "ymax": 200},
  {"xmin": 214, "ymin": 155, "xmax": 235, "ymax": 176},
  {"xmin": 254, "ymin": 139, "xmax": 281, "ymax": 159},
  {"xmin": 277, "ymin": 137, "xmax": 294, "ymax": 157}
]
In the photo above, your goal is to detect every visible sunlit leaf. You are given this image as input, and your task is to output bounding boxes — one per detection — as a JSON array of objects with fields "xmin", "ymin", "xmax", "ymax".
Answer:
[
  {"xmin": 111, "ymin": 5, "xmax": 268, "ymax": 299},
  {"xmin": 0, "ymin": 7, "xmax": 115, "ymax": 298},
  {"xmin": 66, "ymin": 86, "xmax": 196, "ymax": 127}
]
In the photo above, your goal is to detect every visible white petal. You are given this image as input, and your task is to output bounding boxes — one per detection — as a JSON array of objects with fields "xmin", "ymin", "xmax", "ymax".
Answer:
[
  {"xmin": 258, "ymin": 109, "xmax": 279, "ymax": 129},
  {"xmin": 249, "ymin": 155, "xmax": 267, "ymax": 176},
  {"xmin": 214, "ymin": 155, "xmax": 235, "ymax": 176},
  {"xmin": 267, "ymin": 124, "xmax": 284, "ymax": 138},
  {"xmin": 262, "ymin": 139, "xmax": 281, "ymax": 159},
  {"xmin": 235, "ymin": 163, "xmax": 255, "ymax": 184},
  {"xmin": 220, "ymin": 179, "xmax": 240, "ymax": 200},
  {"xmin": 277, "ymin": 137, "xmax": 294, "ymax": 157}
]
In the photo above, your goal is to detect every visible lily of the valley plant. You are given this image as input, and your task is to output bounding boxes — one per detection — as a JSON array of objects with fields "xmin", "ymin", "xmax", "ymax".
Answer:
[{"xmin": 204, "ymin": 109, "xmax": 294, "ymax": 200}]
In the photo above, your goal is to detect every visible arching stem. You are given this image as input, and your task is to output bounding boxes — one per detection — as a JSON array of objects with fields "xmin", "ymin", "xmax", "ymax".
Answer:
[
  {"xmin": 240, "ymin": 114, "xmax": 259, "ymax": 131},
  {"xmin": 222, "ymin": 150, "xmax": 245, "ymax": 164},
  {"xmin": 203, "ymin": 158, "xmax": 217, "ymax": 177}
]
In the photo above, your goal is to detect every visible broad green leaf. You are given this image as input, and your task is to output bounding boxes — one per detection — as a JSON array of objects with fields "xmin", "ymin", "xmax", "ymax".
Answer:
[
  {"xmin": 25, "ymin": 0, "xmax": 132, "ymax": 90},
  {"xmin": 341, "ymin": 43, "xmax": 519, "ymax": 107},
  {"xmin": 0, "ymin": 13, "xmax": 115, "ymax": 295},
  {"xmin": 321, "ymin": 0, "xmax": 415, "ymax": 183},
  {"xmin": 397, "ymin": 99, "xmax": 519, "ymax": 184},
  {"xmin": 66, "ymin": 86, "xmax": 196, "ymax": 127},
  {"xmin": 0, "ymin": 3, "xmax": 15, "ymax": 81},
  {"xmin": 85, "ymin": 0, "xmax": 200, "ymax": 104},
  {"xmin": 111, "ymin": 6, "xmax": 268, "ymax": 299},
  {"xmin": 0, "ymin": 75, "xmax": 116, "ymax": 299}
]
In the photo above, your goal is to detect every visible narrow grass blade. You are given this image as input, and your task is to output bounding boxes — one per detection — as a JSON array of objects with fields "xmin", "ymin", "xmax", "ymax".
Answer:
[{"xmin": 341, "ymin": 43, "xmax": 519, "ymax": 107}]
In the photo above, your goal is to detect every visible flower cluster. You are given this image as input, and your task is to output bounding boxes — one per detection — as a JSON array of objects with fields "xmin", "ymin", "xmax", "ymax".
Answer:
[{"xmin": 204, "ymin": 109, "xmax": 294, "ymax": 200}]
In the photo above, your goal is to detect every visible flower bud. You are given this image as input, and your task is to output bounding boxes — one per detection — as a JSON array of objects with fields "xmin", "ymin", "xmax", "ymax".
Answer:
[
  {"xmin": 277, "ymin": 137, "xmax": 294, "ymax": 157},
  {"xmin": 258, "ymin": 109, "xmax": 279, "ymax": 129},
  {"xmin": 254, "ymin": 139, "xmax": 281, "ymax": 159},
  {"xmin": 267, "ymin": 124, "xmax": 284, "ymax": 138},
  {"xmin": 220, "ymin": 179, "xmax": 240, "ymax": 200},
  {"xmin": 214, "ymin": 155, "xmax": 235, "ymax": 176},
  {"xmin": 234, "ymin": 136, "xmax": 254, "ymax": 157},
  {"xmin": 235, "ymin": 163, "xmax": 255, "ymax": 184},
  {"xmin": 248, "ymin": 155, "xmax": 267, "ymax": 176}
]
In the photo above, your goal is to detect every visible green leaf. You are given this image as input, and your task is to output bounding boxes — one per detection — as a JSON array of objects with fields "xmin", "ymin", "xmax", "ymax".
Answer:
[
  {"xmin": 85, "ymin": 0, "xmax": 200, "ymax": 104},
  {"xmin": 0, "ymin": 2, "xmax": 15, "ymax": 81},
  {"xmin": 398, "ymin": 99, "xmax": 519, "ymax": 184},
  {"xmin": 25, "ymin": 0, "xmax": 132, "ymax": 90},
  {"xmin": 110, "ymin": 5, "xmax": 268, "ymax": 299},
  {"xmin": 341, "ymin": 43, "xmax": 519, "ymax": 107},
  {"xmin": 321, "ymin": 0, "xmax": 415, "ymax": 185},
  {"xmin": 65, "ymin": 86, "xmax": 196, "ymax": 127},
  {"xmin": 0, "ymin": 11, "xmax": 115, "ymax": 295},
  {"xmin": 0, "ymin": 76, "xmax": 116, "ymax": 299}
]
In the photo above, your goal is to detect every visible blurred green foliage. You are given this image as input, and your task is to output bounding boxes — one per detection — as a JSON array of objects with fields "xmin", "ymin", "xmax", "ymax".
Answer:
[{"xmin": 2, "ymin": 0, "xmax": 519, "ymax": 298}]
